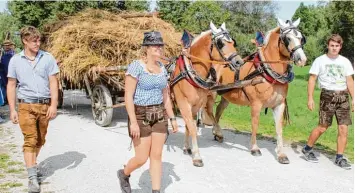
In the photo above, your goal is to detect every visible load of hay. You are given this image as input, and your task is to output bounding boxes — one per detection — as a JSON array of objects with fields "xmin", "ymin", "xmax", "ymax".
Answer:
[{"xmin": 42, "ymin": 9, "xmax": 182, "ymax": 88}]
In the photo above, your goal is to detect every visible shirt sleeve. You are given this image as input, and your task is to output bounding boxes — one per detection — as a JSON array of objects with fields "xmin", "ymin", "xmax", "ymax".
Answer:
[
  {"xmin": 47, "ymin": 54, "xmax": 60, "ymax": 76},
  {"xmin": 125, "ymin": 61, "xmax": 142, "ymax": 79},
  {"xmin": 343, "ymin": 58, "xmax": 354, "ymax": 77},
  {"xmin": 7, "ymin": 57, "xmax": 17, "ymax": 79},
  {"xmin": 309, "ymin": 57, "xmax": 320, "ymax": 75}
]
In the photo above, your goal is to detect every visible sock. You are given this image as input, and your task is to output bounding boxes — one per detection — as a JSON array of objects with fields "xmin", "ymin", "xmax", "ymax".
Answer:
[
  {"xmin": 336, "ymin": 154, "xmax": 343, "ymax": 160},
  {"xmin": 27, "ymin": 166, "xmax": 37, "ymax": 180},
  {"xmin": 304, "ymin": 145, "xmax": 312, "ymax": 151}
]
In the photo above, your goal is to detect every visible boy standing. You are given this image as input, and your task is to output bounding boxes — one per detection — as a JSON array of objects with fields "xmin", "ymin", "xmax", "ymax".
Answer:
[
  {"xmin": 302, "ymin": 34, "xmax": 354, "ymax": 169},
  {"xmin": 7, "ymin": 26, "xmax": 59, "ymax": 192}
]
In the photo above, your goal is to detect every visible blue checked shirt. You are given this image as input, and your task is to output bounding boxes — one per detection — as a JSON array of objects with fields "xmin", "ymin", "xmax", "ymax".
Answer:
[{"xmin": 125, "ymin": 60, "xmax": 168, "ymax": 106}]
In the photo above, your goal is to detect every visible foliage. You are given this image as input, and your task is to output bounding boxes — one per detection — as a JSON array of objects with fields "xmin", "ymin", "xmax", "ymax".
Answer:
[
  {"xmin": 0, "ymin": 12, "xmax": 21, "ymax": 48},
  {"xmin": 293, "ymin": 1, "xmax": 354, "ymax": 64},
  {"xmin": 7, "ymin": 0, "xmax": 149, "ymax": 28},
  {"xmin": 179, "ymin": 1, "xmax": 230, "ymax": 33},
  {"xmin": 157, "ymin": 0, "xmax": 190, "ymax": 30}
]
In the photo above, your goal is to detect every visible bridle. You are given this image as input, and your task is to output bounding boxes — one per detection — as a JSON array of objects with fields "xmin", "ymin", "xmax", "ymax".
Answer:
[{"xmin": 279, "ymin": 25, "xmax": 306, "ymax": 59}]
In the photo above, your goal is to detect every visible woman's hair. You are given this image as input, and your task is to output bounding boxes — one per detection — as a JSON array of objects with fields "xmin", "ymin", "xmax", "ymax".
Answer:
[
  {"xmin": 327, "ymin": 34, "xmax": 343, "ymax": 45},
  {"xmin": 140, "ymin": 46, "xmax": 148, "ymax": 57},
  {"xmin": 20, "ymin": 26, "xmax": 41, "ymax": 44}
]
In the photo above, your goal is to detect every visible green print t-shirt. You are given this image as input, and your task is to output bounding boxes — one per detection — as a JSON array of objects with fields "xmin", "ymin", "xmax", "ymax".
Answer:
[{"xmin": 309, "ymin": 54, "xmax": 353, "ymax": 91}]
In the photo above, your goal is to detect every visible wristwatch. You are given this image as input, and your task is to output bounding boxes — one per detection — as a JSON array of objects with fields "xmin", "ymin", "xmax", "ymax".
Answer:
[{"xmin": 169, "ymin": 117, "xmax": 176, "ymax": 121}]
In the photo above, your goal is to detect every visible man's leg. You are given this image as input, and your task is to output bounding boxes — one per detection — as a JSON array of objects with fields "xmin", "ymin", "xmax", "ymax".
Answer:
[
  {"xmin": 334, "ymin": 94, "xmax": 352, "ymax": 169},
  {"xmin": 337, "ymin": 125, "xmax": 348, "ymax": 155},
  {"xmin": 306, "ymin": 125, "xmax": 328, "ymax": 148},
  {"xmin": 303, "ymin": 90, "xmax": 334, "ymax": 162},
  {"xmin": 18, "ymin": 103, "xmax": 40, "ymax": 192},
  {"xmin": 302, "ymin": 125, "xmax": 328, "ymax": 162}
]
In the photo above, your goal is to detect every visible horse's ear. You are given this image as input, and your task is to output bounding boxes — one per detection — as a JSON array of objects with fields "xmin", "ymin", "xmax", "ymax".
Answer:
[
  {"xmin": 293, "ymin": 18, "xmax": 301, "ymax": 27},
  {"xmin": 210, "ymin": 21, "xmax": 218, "ymax": 33},
  {"xmin": 277, "ymin": 18, "xmax": 287, "ymax": 28},
  {"xmin": 221, "ymin": 22, "xmax": 226, "ymax": 31}
]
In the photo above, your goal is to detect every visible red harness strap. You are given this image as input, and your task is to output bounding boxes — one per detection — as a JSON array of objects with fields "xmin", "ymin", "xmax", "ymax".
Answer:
[
  {"xmin": 175, "ymin": 55, "xmax": 200, "ymax": 88},
  {"xmin": 253, "ymin": 53, "xmax": 282, "ymax": 84}
]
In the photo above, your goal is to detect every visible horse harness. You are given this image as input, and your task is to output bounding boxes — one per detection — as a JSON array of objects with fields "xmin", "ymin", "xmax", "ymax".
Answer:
[{"xmin": 165, "ymin": 30, "xmax": 239, "ymax": 90}]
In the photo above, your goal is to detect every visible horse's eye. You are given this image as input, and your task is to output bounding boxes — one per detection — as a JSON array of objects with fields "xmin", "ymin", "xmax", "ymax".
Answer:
[{"xmin": 216, "ymin": 39, "xmax": 224, "ymax": 49}]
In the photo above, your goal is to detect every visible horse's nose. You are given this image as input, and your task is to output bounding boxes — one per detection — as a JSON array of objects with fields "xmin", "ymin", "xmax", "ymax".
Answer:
[{"xmin": 232, "ymin": 54, "xmax": 245, "ymax": 66}]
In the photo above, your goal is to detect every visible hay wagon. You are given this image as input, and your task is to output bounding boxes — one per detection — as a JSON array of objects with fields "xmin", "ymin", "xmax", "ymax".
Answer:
[
  {"xmin": 47, "ymin": 10, "xmax": 182, "ymax": 126},
  {"xmin": 58, "ymin": 66, "xmax": 128, "ymax": 127}
]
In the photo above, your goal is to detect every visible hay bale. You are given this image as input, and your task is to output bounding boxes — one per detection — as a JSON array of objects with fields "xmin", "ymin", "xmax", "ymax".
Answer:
[{"xmin": 42, "ymin": 9, "xmax": 182, "ymax": 88}]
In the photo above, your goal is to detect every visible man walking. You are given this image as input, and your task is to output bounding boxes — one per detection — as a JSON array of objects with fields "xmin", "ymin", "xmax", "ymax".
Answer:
[
  {"xmin": 7, "ymin": 26, "xmax": 59, "ymax": 192},
  {"xmin": 302, "ymin": 34, "xmax": 354, "ymax": 170}
]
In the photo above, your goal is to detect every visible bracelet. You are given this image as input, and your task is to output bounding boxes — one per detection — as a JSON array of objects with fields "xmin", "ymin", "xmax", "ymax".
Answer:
[{"xmin": 169, "ymin": 117, "xmax": 176, "ymax": 121}]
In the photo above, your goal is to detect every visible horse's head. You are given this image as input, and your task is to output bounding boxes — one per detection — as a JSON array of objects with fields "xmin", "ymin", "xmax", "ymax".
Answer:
[
  {"xmin": 277, "ymin": 18, "xmax": 307, "ymax": 66},
  {"xmin": 209, "ymin": 22, "xmax": 244, "ymax": 70}
]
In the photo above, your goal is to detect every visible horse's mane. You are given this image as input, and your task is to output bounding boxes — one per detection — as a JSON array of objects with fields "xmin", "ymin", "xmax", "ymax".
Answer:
[
  {"xmin": 263, "ymin": 27, "xmax": 280, "ymax": 47},
  {"xmin": 191, "ymin": 30, "xmax": 211, "ymax": 46}
]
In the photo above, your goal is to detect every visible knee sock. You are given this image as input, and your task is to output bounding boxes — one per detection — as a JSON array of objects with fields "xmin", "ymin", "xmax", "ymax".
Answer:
[{"xmin": 27, "ymin": 166, "xmax": 37, "ymax": 180}]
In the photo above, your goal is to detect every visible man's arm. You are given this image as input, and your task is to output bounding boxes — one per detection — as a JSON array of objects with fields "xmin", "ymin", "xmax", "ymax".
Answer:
[
  {"xmin": 346, "ymin": 75, "xmax": 354, "ymax": 111},
  {"xmin": 7, "ymin": 78, "xmax": 17, "ymax": 112},
  {"xmin": 307, "ymin": 74, "xmax": 318, "ymax": 111},
  {"xmin": 49, "ymin": 75, "xmax": 58, "ymax": 107}
]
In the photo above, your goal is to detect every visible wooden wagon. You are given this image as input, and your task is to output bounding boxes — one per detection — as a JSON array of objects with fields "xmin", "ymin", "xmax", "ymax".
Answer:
[{"xmin": 58, "ymin": 66, "xmax": 128, "ymax": 127}]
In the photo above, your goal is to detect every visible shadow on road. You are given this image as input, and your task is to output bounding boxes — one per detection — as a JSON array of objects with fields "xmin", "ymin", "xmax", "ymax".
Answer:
[
  {"xmin": 38, "ymin": 151, "xmax": 87, "ymax": 182},
  {"xmin": 132, "ymin": 162, "xmax": 180, "ymax": 193}
]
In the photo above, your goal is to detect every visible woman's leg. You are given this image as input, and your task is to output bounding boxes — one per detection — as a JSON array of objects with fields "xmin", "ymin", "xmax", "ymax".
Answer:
[
  {"xmin": 124, "ymin": 136, "xmax": 152, "ymax": 175},
  {"xmin": 149, "ymin": 132, "xmax": 167, "ymax": 190}
]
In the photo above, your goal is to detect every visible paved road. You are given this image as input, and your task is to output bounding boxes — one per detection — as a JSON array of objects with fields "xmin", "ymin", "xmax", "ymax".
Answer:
[{"xmin": 2, "ymin": 90, "xmax": 354, "ymax": 193}]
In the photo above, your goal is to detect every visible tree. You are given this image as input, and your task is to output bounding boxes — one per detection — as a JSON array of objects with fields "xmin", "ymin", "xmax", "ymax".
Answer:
[
  {"xmin": 8, "ymin": 1, "xmax": 149, "ymax": 29},
  {"xmin": 0, "ymin": 12, "xmax": 21, "ymax": 49},
  {"xmin": 180, "ymin": 1, "xmax": 230, "ymax": 33},
  {"xmin": 157, "ymin": 1, "xmax": 191, "ymax": 29},
  {"xmin": 220, "ymin": 1, "xmax": 278, "ymax": 34},
  {"xmin": 329, "ymin": 1, "xmax": 354, "ymax": 63}
]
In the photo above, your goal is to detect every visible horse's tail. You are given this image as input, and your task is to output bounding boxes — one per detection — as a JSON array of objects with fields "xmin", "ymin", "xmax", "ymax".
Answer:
[{"xmin": 283, "ymin": 99, "xmax": 291, "ymax": 126}]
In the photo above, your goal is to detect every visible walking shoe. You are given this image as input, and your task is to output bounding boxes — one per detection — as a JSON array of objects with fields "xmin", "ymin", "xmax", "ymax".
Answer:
[
  {"xmin": 117, "ymin": 169, "xmax": 131, "ymax": 193},
  {"xmin": 28, "ymin": 178, "xmax": 40, "ymax": 193},
  {"xmin": 335, "ymin": 157, "xmax": 352, "ymax": 170},
  {"xmin": 302, "ymin": 148, "xmax": 318, "ymax": 163}
]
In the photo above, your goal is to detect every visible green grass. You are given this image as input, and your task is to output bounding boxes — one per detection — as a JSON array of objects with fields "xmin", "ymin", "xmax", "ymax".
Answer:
[
  {"xmin": 0, "ymin": 154, "xmax": 10, "ymax": 169},
  {"xmin": 219, "ymin": 66, "xmax": 354, "ymax": 161},
  {"xmin": 0, "ymin": 182, "xmax": 23, "ymax": 188}
]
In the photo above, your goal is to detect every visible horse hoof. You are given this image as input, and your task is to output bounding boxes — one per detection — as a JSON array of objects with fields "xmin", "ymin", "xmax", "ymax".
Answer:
[
  {"xmin": 183, "ymin": 149, "xmax": 192, "ymax": 155},
  {"xmin": 214, "ymin": 135, "xmax": 224, "ymax": 143},
  {"xmin": 278, "ymin": 156, "xmax": 290, "ymax": 164},
  {"xmin": 251, "ymin": 149, "xmax": 262, "ymax": 156},
  {"xmin": 193, "ymin": 160, "xmax": 204, "ymax": 167}
]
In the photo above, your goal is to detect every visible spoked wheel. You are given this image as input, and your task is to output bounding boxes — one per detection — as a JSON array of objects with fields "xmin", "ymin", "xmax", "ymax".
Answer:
[
  {"xmin": 57, "ymin": 88, "xmax": 64, "ymax": 108},
  {"xmin": 91, "ymin": 84, "xmax": 113, "ymax": 127}
]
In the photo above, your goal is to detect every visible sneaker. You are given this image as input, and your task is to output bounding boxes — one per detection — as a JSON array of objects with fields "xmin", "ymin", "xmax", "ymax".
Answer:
[
  {"xmin": 302, "ymin": 148, "xmax": 319, "ymax": 163},
  {"xmin": 117, "ymin": 169, "xmax": 131, "ymax": 193},
  {"xmin": 335, "ymin": 157, "xmax": 352, "ymax": 170},
  {"xmin": 28, "ymin": 178, "xmax": 40, "ymax": 193}
]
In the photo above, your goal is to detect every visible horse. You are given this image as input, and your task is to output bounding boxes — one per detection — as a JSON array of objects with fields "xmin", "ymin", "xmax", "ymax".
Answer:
[
  {"xmin": 169, "ymin": 22, "xmax": 243, "ymax": 167},
  {"xmin": 210, "ymin": 18, "xmax": 307, "ymax": 164}
]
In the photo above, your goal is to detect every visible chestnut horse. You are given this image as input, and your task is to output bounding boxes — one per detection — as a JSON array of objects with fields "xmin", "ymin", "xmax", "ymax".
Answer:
[
  {"xmin": 211, "ymin": 18, "xmax": 307, "ymax": 164},
  {"xmin": 170, "ymin": 22, "xmax": 243, "ymax": 167}
]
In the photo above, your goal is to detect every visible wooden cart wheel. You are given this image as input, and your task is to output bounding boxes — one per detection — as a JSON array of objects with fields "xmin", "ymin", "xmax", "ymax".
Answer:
[
  {"xmin": 57, "ymin": 88, "xmax": 64, "ymax": 108},
  {"xmin": 91, "ymin": 84, "xmax": 113, "ymax": 127}
]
